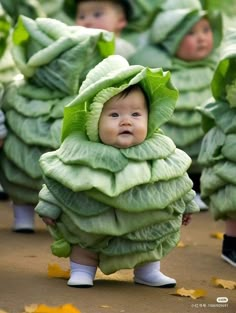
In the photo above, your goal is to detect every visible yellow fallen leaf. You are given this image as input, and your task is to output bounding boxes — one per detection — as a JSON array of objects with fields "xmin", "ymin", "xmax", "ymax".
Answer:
[
  {"xmin": 100, "ymin": 305, "xmax": 112, "ymax": 308},
  {"xmin": 210, "ymin": 232, "xmax": 224, "ymax": 240},
  {"xmin": 48, "ymin": 263, "xmax": 70, "ymax": 279},
  {"xmin": 177, "ymin": 241, "xmax": 186, "ymax": 248},
  {"xmin": 0, "ymin": 309, "xmax": 9, "ymax": 313},
  {"xmin": 212, "ymin": 277, "xmax": 236, "ymax": 290},
  {"xmin": 174, "ymin": 287, "xmax": 207, "ymax": 299},
  {"xmin": 24, "ymin": 304, "xmax": 81, "ymax": 313},
  {"xmin": 24, "ymin": 304, "xmax": 38, "ymax": 313}
]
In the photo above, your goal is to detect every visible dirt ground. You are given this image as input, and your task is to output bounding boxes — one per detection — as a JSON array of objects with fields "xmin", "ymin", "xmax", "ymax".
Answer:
[{"xmin": 0, "ymin": 200, "xmax": 235, "ymax": 313}]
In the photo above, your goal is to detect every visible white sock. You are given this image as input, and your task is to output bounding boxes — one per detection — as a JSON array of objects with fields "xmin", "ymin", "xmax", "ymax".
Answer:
[
  {"xmin": 13, "ymin": 204, "xmax": 35, "ymax": 231},
  {"xmin": 68, "ymin": 261, "xmax": 97, "ymax": 287},
  {"xmin": 134, "ymin": 261, "xmax": 176, "ymax": 287}
]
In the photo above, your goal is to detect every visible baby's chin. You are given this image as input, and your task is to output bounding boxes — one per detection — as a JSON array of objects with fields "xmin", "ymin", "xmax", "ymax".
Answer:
[
  {"xmin": 189, "ymin": 50, "xmax": 212, "ymax": 61},
  {"xmin": 115, "ymin": 140, "xmax": 142, "ymax": 149},
  {"xmin": 102, "ymin": 136, "xmax": 145, "ymax": 149}
]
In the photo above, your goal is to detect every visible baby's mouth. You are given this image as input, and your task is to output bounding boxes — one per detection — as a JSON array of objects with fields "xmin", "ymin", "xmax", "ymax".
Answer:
[
  {"xmin": 119, "ymin": 130, "xmax": 132, "ymax": 135},
  {"xmin": 198, "ymin": 45, "xmax": 207, "ymax": 50}
]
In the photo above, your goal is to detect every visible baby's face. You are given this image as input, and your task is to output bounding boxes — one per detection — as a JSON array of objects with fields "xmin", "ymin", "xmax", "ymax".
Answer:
[
  {"xmin": 76, "ymin": 1, "xmax": 126, "ymax": 35},
  {"xmin": 98, "ymin": 88, "xmax": 148, "ymax": 149},
  {"xmin": 175, "ymin": 18, "xmax": 214, "ymax": 61}
]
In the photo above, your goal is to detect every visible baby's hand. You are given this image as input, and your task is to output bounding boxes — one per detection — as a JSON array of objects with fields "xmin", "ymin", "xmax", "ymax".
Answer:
[
  {"xmin": 182, "ymin": 213, "xmax": 192, "ymax": 226},
  {"xmin": 41, "ymin": 216, "xmax": 56, "ymax": 226}
]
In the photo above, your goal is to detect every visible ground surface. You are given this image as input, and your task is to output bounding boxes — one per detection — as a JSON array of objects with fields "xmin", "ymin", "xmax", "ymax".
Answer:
[{"xmin": 0, "ymin": 200, "xmax": 235, "ymax": 313}]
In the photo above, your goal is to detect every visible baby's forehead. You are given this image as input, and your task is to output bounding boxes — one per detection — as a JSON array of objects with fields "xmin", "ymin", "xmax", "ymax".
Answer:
[
  {"xmin": 103, "ymin": 90, "xmax": 148, "ymax": 109},
  {"xmin": 193, "ymin": 17, "xmax": 211, "ymax": 28}
]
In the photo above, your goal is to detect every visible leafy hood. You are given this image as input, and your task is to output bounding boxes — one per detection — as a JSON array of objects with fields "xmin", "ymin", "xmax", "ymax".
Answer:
[
  {"xmin": 62, "ymin": 55, "xmax": 179, "ymax": 141},
  {"xmin": 200, "ymin": 28, "xmax": 236, "ymax": 131},
  {"xmin": 211, "ymin": 28, "xmax": 236, "ymax": 103},
  {"xmin": 149, "ymin": 0, "xmax": 222, "ymax": 55}
]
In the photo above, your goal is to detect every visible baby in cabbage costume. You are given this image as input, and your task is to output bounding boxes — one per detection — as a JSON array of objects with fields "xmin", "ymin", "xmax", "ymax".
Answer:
[
  {"xmin": 198, "ymin": 29, "xmax": 236, "ymax": 267},
  {"xmin": 65, "ymin": 0, "xmax": 135, "ymax": 59},
  {"xmin": 129, "ymin": 0, "xmax": 223, "ymax": 210},
  {"xmin": 35, "ymin": 55, "xmax": 199, "ymax": 288}
]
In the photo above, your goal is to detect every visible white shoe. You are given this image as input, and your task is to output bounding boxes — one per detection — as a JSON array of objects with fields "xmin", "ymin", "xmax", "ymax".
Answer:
[
  {"xmin": 67, "ymin": 274, "xmax": 94, "ymax": 287},
  {"xmin": 13, "ymin": 222, "xmax": 35, "ymax": 233},
  {"xmin": 134, "ymin": 272, "xmax": 176, "ymax": 288},
  {"xmin": 67, "ymin": 262, "xmax": 96, "ymax": 288},
  {"xmin": 134, "ymin": 271, "xmax": 176, "ymax": 288},
  {"xmin": 194, "ymin": 193, "xmax": 208, "ymax": 211},
  {"xmin": 134, "ymin": 261, "xmax": 176, "ymax": 288},
  {"xmin": 13, "ymin": 205, "xmax": 35, "ymax": 233}
]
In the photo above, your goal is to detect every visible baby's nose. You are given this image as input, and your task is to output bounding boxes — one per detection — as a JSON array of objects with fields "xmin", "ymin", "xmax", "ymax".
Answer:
[
  {"xmin": 198, "ymin": 32, "xmax": 206, "ymax": 40},
  {"xmin": 79, "ymin": 17, "xmax": 94, "ymax": 28},
  {"xmin": 121, "ymin": 118, "xmax": 132, "ymax": 125},
  {"xmin": 84, "ymin": 20, "xmax": 93, "ymax": 28}
]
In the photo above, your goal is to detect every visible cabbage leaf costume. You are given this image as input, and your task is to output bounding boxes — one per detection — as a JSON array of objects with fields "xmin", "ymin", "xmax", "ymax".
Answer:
[
  {"xmin": 35, "ymin": 55, "xmax": 199, "ymax": 275},
  {"xmin": 129, "ymin": 0, "xmax": 222, "ymax": 171},
  {"xmin": 0, "ymin": 7, "xmax": 15, "ymax": 140},
  {"xmin": 0, "ymin": 16, "xmax": 114, "ymax": 204},
  {"xmin": 122, "ymin": 0, "xmax": 164, "ymax": 35},
  {"xmin": 0, "ymin": 83, "xmax": 7, "ymax": 140},
  {"xmin": 198, "ymin": 29, "xmax": 236, "ymax": 220},
  {"xmin": 0, "ymin": 5, "xmax": 19, "ymax": 85},
  {"xmin": 0, "ymin": 0, "xmax": 45, "ymax": 24},
  {"xmin": 0, "ymin": 0, "xmax": 73, "ymax": 26}
]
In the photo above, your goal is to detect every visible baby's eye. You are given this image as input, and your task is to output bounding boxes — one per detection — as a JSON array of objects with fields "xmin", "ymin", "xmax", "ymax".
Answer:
[
  {"xmin": 187, "ymin": 30, "xmax": 195, "ymax": 36},
  {"xmin": 78, "ymin": 14, "xmax": 85, "ymax": 20},
  {"xmin": 110, "ymin": 112, "xmax": 119, "ymax": 117},
  {"xmin": 94, "ymin": 11, "xmax": 103, "ymax": 18},
  {"xmin": 132, "ymin": 112, "xmax": 141, "ymax": 117},
  {"xmin": 203, "ymin": 26, "xmax": 211, "ymax": 33}
]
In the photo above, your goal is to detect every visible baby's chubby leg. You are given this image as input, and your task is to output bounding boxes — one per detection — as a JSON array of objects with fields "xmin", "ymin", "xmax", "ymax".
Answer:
[{"xmin": 68, "ymin": 246, "xmax": 98, "ymax": 288}]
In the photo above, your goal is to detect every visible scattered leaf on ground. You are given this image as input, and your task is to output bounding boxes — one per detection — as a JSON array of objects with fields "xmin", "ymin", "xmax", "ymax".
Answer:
[
  {"xmin": 24, "ymin": 304, "xmax": 81, "ymax": 313},
  {"xmin": 24, "ymin": 304, "xmax": 38, "ymax": 313},
  {"xmin": 173, "ymin": 287, "xmax": 207, "ymax": 299},
  {"xmin": 177, "ymin": 241, "xmax": 186, "ymax": 247},
  {"xmin": 210, "ymin": 232, "xmax": 224, "ymax": 240},
  {"xmin": 34, "ymin": 304, "xmax": 81, "ymax": 313},
  {"xmin": 212, "ymin": 277, "xmax": 236, "ymax": 290},
  {"xmin": 100, "ymin": 305, "xmax": 112, "ymax": 308},
  {"xmin": 48, "ymin": 263, "xmax": 70, "ymax": 279}
]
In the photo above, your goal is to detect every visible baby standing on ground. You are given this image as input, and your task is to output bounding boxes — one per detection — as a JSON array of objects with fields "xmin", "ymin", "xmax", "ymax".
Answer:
[
  {"xmin": 198, "ymin": 29, "xmax": 236, "ymax": 267},
  {"xmin": 35, "ymin": 55, "xmax": 199, "ymax": 287}
]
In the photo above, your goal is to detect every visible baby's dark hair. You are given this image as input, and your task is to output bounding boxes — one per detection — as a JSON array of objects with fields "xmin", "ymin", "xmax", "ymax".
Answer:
[
  {"xmin": 76, "ymin": 0, "xmax": 133, "ymax": 21},
  {"xmin": 118, "ymin": 84, "xmax": 149, "ymax": 111}
]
